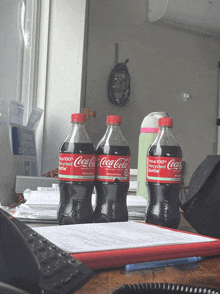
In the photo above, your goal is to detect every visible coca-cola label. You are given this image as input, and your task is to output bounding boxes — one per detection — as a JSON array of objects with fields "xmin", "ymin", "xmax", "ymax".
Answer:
[
  {"xmin": 96, "ymin": 155, "xmax": 130, "ymax": 182},
  {"xmin": 58, "ymin": 153, "xmax": 96, "ymax": 181},
  {"xmin": 146, "ymin": 156, "xmax": 182, "ymax": 183}
]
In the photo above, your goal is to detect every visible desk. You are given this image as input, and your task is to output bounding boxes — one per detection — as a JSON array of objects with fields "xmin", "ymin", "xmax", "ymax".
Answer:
[
  {"xmin": 74, "ymin": 214, "xmax": 219, "ymax": 294},
  {"xmin": 27, "ymin": 212, "xmax": 218, "ymax": 294},
  {"xmin": 75, "ymin": 256, "xmax": 220, "ymax": 294}
]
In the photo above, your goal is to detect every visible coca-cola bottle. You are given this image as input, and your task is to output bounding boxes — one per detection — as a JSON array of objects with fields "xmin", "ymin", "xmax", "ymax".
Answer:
[
  {"xmin": 57, "ymin": 113, "xmax": 96, "ymax": 225},
  {"xmin": 145, "ymin": 117, "xmax": 182, "ymax": 229},
  {"xmin": 94, "ymin": 115, "xmax": 131, "ymax": 222}
]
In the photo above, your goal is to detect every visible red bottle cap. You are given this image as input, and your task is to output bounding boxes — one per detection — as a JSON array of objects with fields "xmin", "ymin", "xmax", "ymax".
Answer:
[
  {"xmin": 106, "ymin": 115, "xmax": 121, "ymax": 125},
  {"xmin": 71, "ymin": 113, "xmax": 86, "ymax": 122},
  {"xmin": 158, "ymin": 117, "xmax": 173, "ymax": 127}
]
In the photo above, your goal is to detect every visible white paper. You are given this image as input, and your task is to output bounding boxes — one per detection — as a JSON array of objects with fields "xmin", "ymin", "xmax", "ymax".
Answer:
[
  {"xmin": 2, "ymin": 195, "xmax": 147, "ymax": 221},
  {"xmin": 33, "ymin": 221, "xmax": 216, "ymax": 254},
  {"xmin": 129, "ymin": 181, "xmax": 137, "ymax": 190},
  {"xmin": 24, "ymin": 186, "xmax": 60, "ymax": 207},
  {"xmin": 9, "ymin": 100, "xmax": 24, "ymax": 125},
  {"xmin": 23, "ymin": 190, "xmax": 146, "ymax": 212},
  {"xmin": 27, "ymin": 106, "xmax": 43, "ymax": 130}
]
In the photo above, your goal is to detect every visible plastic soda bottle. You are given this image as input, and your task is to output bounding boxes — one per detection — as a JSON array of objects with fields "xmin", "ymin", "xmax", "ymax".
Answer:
[
  {"xmin": 145, "ymin": 117, "xmax": 182, "ymax": 229},
  {"xmin": 94, "ymin": 115, "xmax": 131, "ymax": 222},
  {"xmin": 58, "ymin": 113, "xmax": 96, "ymax": 225}
]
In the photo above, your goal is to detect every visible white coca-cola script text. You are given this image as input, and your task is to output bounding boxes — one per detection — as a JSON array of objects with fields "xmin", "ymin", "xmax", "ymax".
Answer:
[
  {"xmin": 99, "ymin": 157, "xmax": 129, "ymax": 169},
  {"xmin": 74, "ymin": 156, "xmax": 96, "ymax": 168},
  {"xmin": 167, "ymin": 159, "xmax": 182, "ymax": 170}
]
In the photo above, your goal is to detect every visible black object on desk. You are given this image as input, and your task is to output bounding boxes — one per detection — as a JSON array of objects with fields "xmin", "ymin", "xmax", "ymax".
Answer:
[
  {"xmin": 109, "ymin": 283, "xmax": 220, "ymax": 294},
  {"xmin": 0, "ymin": 208, "xmax": 95, "ymax": 294},
  {"xmin": 181, "ymin": 155, "xmax": 220, "ymax": 238}
]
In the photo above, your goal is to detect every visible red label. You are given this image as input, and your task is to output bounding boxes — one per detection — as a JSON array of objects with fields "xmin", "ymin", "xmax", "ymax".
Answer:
[
  {"xmin": 58, "ymin": 153, "xmax": 96, "ymax": 181},
  {"xmin": 146, "ymin": 156, "xmax": 182, "ymax": 183},
  {"xmin": 96, "ymin": 155, "xmax": 130, "ymax": 182}
]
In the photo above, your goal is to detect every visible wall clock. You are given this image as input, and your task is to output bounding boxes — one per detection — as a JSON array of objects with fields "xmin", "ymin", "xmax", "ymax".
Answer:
[{"xmin": 108, "ymin": 44, "xmax": 130, "ymax": 107}]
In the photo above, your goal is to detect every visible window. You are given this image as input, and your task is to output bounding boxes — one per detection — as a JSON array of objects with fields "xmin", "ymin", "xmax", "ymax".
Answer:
[{"xmin": 0, "ymin": 0, "xmax": 40, "ymax": 125}]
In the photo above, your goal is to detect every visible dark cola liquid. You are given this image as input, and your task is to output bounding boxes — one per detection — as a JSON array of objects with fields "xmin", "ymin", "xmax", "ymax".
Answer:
[
  {"xmin": 145, "ymin": 145, "xmax": 182, "ymax": 229},
  {"xmin": 58, "ymin": 142, "xmax": 95, "ymax": 225},
  {"xmin": 94, "ymin": 145, "xmax": 130, "ymax": 223}
]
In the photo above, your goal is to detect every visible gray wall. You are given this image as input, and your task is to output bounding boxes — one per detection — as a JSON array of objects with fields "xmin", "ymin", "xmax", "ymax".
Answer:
[{"xmin": 84, "ymin": 0, "xmax": 220, "ymax": 184}]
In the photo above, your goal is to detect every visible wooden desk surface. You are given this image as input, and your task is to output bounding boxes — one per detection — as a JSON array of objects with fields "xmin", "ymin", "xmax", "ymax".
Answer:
[
  {"xmin": 76, "ymin": 256, "xmax": 220, "ymax": 294},
  {"xmin": 75, "ymin": 214, "xmax": 219, "ymax": 294}
]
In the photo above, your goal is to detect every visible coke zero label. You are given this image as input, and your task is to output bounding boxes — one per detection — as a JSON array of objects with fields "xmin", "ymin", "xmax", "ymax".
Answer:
[
  {"xmin": 146, "ymin": 156, "xmax": 182, "ymax": 183},
  {"xmin": 58, "ymin": 153, "xmax": 96, "ymax": 181},
  {"xmin": 96, "ymin": 155, "xmax": 130, "ymax": 182}
]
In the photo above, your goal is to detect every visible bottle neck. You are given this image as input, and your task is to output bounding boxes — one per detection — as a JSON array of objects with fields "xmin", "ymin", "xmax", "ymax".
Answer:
[
  {"xmin": 97, "ymin": 123, "xmax": 129, "ymax": 147},
  {"xmin": 159, "ymin": 126, "xmax": 173, "ymax": 134},
  {"xmin": 107, "ymin": 124, "xmax": 121, "ymax": 133},
  {"xmin": 106, "ymin": 124, "xmax": 122, "ymax": 145},
  {"xmin": 66, "ymin": 121, "xmax": 92, "ymax": 144},
  {"xmin": 153, "ymin": 125, "xmax": 179, "ymax": 146}
]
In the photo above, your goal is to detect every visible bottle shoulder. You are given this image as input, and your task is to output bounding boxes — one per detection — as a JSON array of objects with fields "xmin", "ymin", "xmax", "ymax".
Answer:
[
  {"xmin": 96, "ymin": 144, "xmax": 130, "ymax": 156},
  {"xmin": 63, "ymin": 122, "xmax": 93, "ymax": 145},
  {"xmin": 97, "ymin": 124, "xmax": 130, "ymax": 148},
  {"xmin": 148, "ymin": 144, "xmax": 182, "ymax": 157},
  {"xmin": 60, "ymin": 142, "xmax": 95, "ymax": 154},
  {"xmin": 151, "ymin": 128, "xmax": 180, "ymax": 148}
]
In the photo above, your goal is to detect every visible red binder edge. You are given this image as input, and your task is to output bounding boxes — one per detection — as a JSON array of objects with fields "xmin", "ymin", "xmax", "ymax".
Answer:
[{"xmin": 70, "ymin": 226, "xmax": 220, "ymax": 270}]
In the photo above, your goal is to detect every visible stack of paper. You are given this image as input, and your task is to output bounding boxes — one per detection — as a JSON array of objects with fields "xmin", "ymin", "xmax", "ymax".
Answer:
[
  {"xmin": 32, "ymin": 221, "xmax": 219, "ymax": 270},
  {"xmin": 23, "ymin": 184, "xmax": 60, "ymax": 210},
  {"xmin": 2, "ymin": 184, "xmax": 147, "ymax": 222}
]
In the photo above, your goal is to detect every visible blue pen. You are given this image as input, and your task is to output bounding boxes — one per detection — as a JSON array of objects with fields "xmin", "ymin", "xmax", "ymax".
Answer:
[{"xmin": 125, "ymin": 256, "xmax": 203, "ymax": 271}]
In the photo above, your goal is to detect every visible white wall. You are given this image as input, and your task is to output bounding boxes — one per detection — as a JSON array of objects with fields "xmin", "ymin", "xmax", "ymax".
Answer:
[
  {"xmin": 41, "ymin": 0, "xmax": 87, "ymax": 174},
  {"xmin": 0, "ymin": 0, "xmax": 24, "ymax": 103},
  {"xmin": 84, "ymin": 0, "xmax": 220, "ymax": 184}
]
